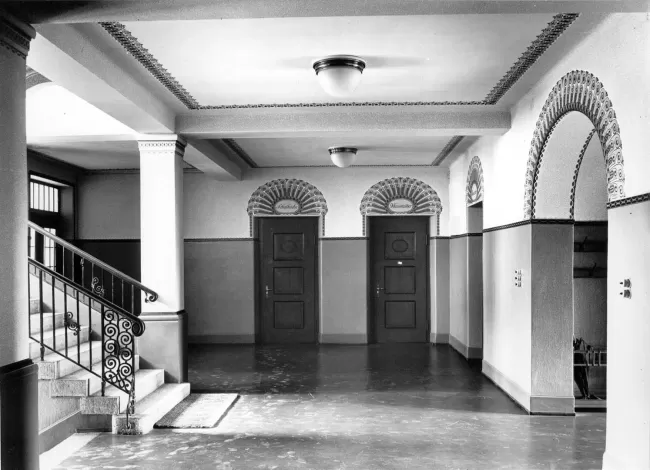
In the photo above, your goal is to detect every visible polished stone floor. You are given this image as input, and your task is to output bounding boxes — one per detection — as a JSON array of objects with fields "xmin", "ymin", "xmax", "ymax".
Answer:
[{"xmin": 53, "ymin": 344, "xmax": 605, "ymax": 469}]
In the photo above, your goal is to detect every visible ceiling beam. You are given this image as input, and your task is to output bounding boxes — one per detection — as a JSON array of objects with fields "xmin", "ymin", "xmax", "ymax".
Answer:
[
  {"xmin": 28, "ymin": 23, "xmax": 175, "ymax": 133},
  {"xmin": 183, "ymin": 139, "xmax": 243, "ymax": 181},
  {"xmin": 7, "ymin": 1, "xmax": 648, "ymax": 23},
  {"xmin": 176, "ymin": 106, "xmax": 511, "ymax": 139}
]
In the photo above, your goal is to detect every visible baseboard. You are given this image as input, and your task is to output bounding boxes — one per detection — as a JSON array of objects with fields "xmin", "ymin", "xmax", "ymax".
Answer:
[
  {"xmin": 448, "ymin": 334, "xmax": 468, "ymax": 358},
  {"xmin": 467, "ymin": 346, "xmax": 483, "ymax": 359},
  {"xmin": 39, "ymin": 410, "xmax": 83, "ymax": 454},
  {"xmin": 602, "ymin": 450, "xmax": 647, "ymax": 470},
  {"xmin": 430, "ymin": 333, "xmax": 449, "ymax": 344},
  {"xmin": 529, "ymin": 395, "xmax": 575, "ymax": 415},
  {"xmin": 188, "ymin": 334, "xmax": 255, "ymax": 344},
  {"xmin": 319, "ymin": 333, "xmax": 367, "ymax": 344},
  {"xmin": 481, "ymin": 359, "xmax": 531, "ymax": 413}
]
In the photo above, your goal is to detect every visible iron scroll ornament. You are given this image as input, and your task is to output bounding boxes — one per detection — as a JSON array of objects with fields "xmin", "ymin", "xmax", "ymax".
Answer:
[{"xmin": 102, "ymin": 309, "xmax": 145, "ymax": 408}]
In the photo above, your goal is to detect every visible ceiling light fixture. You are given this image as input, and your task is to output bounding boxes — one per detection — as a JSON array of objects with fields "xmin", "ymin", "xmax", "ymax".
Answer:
[
  {"xmin": 313, "ymin": 55, "xmax": 366, "ymax": 98},
  {"xmin": 328, "ymin": 147, "xmax": 358, "ymax": 168}
]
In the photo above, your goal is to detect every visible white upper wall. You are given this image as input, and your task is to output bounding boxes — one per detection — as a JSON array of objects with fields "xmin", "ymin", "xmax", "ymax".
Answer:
[
  {"xmin": 574, "ymin": 132, "xmax": 608, "ymax": 221},
  {"xmin": 185, "ymin": 166, "xmax": 449, "ymax": 238},
  {"xmin": 449, "ymin": 13, "xmax": 649, "ymax": 233},
  {"xmin": 78, "ymin": 166, "xmax": 449, "ymax": 239}
]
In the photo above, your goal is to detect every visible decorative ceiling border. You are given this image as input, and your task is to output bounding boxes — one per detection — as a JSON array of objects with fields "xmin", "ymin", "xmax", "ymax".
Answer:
[
  {"xmin": 431, "ymin": 136, "xmax": 463, "ymax": 166},
  {"xmin": 99, "ymin": 22, "xmax": 199, "ymax": 109},
  {"xmin": 222, "ymin": 138, "xmax": 258, "ymax": 168},
  {"xmin": 26, "ymin": 66, "xmax": 50, "ymax": 90},
  {"xmin": 100, "ymin": 13, "xmax": 578, "ymax": 111}
]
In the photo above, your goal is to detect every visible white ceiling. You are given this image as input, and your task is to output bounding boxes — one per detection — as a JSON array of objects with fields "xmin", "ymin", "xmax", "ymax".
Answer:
[
  {"xmin": 29, "ymin": 140, "xmax": 140, "ymax": 169},
  {"xmin": 28, "ymin": 140, "xmax": 197, "ymax": 170},
  {"xmin": 24, "ymin": 11, "xmax": 591, "ymax": 171},
  {"xmin": 123, "ymin": 14, "xmax": 554, "ymax": 106},
  {"xmin": 233, "ymin": 136, "xmax": 452, "ymax": 167}
]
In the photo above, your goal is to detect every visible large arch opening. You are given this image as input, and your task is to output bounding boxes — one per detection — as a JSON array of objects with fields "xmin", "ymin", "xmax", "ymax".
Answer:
[{"xmin": 523, "ymin": 70, "xmax": 623, "ymax": 424}]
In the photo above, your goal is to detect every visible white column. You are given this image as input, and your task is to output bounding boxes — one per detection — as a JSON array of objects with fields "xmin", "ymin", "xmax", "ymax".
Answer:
[
  {"xmin": 0, "ymin": 15, "xmax": 35, "ymax": 367},
  {"xmin": 138, "ymin": 137, "xmax": 186, "ymax": 313}
]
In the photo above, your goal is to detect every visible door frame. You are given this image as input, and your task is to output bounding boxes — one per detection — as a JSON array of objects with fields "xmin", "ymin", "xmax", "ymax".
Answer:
[
  {"xmin": 253, "ymin": 216, "xmax": 320, "ymax": 344},
  {"xmin": 366, "ymin": 215, "xmax": 431, "ymax": 344}
]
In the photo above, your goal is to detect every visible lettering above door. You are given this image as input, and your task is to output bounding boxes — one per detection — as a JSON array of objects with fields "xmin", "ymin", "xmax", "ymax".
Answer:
[
  {"xmin": 388, "ymin": 198, "xmax": 414, "ymax": 214},
  {"xmin": 274, "ymin": 199, "xmax": 301, "ymax": 214}
]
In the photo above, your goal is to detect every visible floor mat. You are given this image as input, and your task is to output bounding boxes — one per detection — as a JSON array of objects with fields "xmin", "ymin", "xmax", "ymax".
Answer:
[{"xmin": 155, "ymin": 393, "xmax": 239, "ymax": 428}]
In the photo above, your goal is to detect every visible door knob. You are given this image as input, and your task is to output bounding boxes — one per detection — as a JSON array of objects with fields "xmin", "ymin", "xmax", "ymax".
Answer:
[
  {"xmin": 265, "ymin": 286, "xmax": 271, "ymax": 298},
  {"xmin": 376, "ymin": 285, "xmax": 384, "ymax": 296}
]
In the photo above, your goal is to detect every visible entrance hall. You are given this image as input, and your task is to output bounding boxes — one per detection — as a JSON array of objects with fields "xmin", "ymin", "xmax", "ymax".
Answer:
[{"xmin": 48, "ymin": 345, "xmax": 606, "ymax": 469}]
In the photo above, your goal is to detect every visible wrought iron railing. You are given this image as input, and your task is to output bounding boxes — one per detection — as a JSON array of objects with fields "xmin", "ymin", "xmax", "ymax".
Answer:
[
  {"xmin": 27, "ymin": 222, "xmax": 157, "ymax": 425},
  {"xmin": 28, "ymin": 221, "xmax": 157, "ymax": 316},
  {"xmin": 29, "ymin": 259, "xmax": 145, "ymax": 423}
]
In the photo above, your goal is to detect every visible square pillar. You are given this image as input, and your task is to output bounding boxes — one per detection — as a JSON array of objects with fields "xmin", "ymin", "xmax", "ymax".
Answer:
[
  {"xmin": 0, "ymin": 13, "xmax": 39, "ymax": 470},
  {"xmin": 137, "ymin": 137, "xmax": 187, "ymax": 383}
]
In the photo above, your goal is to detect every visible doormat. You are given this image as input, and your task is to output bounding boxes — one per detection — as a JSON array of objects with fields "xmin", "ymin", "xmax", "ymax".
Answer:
[{"xmin": 155, "ymin": 393, "xmax": 239, "ymax": 429}]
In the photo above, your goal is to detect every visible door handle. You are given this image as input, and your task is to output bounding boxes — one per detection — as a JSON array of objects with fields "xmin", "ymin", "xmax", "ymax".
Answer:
[
  {"xmin": 265, "ymin": 285, "xmax": 271, "ymax": 298},
  {"xmin": 376, "ymin": 285, "xmax": 384, "ymax": 296}
]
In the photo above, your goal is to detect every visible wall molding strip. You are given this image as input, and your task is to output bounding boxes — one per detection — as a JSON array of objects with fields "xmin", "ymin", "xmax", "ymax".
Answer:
[
  {"xmin": 449, "ymin": 232, "xmax": 483, "ymax": 239},
  {"xmin": 482, "ymin": 359, "xmax": 531, "ymax": 413},
  {"xmin": 320, "ymin": 237, "xmax": 368, "ymax": 241},
  {"xmin": 185, "ymin": 238, "xmax": 256, "ymax": 242},
  {"xmin": 483, "ymin": 218, "xmax": 574, "ymax": 234},
  {"xmin": 606, "ymin": 192, "xmax": 650, "ymax": 209}
]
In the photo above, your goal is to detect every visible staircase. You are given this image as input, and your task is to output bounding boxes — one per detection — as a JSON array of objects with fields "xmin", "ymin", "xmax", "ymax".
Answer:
[{"xmin": 28, "ymin": 222, "xmax": 190, "ymax": 451}]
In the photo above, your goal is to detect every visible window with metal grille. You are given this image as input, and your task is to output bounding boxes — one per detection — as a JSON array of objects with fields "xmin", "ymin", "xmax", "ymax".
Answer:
[
  {"xmin": 29, "ymin": 180, "xmax": 60, "ymax": 213},
  {"xmin": 28, "ymin": 227, "xmax": 57, "ymax": 270}
]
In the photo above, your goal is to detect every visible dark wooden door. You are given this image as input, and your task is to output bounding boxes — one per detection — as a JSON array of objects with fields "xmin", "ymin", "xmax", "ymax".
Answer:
[
  {"xmin": 369, "ymin": 216, "xmax": 429, "ymax": 343},
  {"xmin": 259, "ymin": 217, "xmax": 318, "ymax": 343}
]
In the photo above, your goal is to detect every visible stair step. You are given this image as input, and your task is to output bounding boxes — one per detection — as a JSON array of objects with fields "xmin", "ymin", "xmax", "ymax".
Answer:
[
  {"xmin": 29, "ymin": 297, "xmax": 45, "ymax": 314},
  {"xmin": 80, "ymin": 369, "xmax": 164, "ymax": 415},
  {"xmin": 113, "ymin": 383, "xmax": 191, "ymax": 435},
  {"xmin": 50, "ymin": 355, "xmax": 141, "ymax": 397},
  {"xmin": 29, "ymin": 326, "xmax": 90, "ymax": 359},
  {"xmin": 30, "ymin": 312, "xmax": 65, "ymax": 334},
  {"xmin": 37, "ymin": 341, "xmax": 103, "ymax": 379}
]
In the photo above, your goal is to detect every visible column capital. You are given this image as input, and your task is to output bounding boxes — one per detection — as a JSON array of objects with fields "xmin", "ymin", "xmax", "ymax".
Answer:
[
  {"xmin": 0, "ymin": 13, "xmax": 35, "ymax": 60},
  {"xmin": 137, "ymin": 137, "xmax": 187, "ymax": 158}
]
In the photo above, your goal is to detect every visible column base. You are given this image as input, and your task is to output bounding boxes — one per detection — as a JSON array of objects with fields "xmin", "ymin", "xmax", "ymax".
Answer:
[
  {"xmin": 0, "ymin": 358, "xmax": 39, "ymax": 470},
  {"xmin": 137, "ymin": 311, "xmax": 188, "ymax": 383}
]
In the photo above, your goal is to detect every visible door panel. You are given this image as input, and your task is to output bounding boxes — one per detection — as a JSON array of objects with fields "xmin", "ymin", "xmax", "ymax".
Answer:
[
  {"xmin": 259, "ymin": 217, "xmax": 317, "ymax": 343},
  {"xmin": 370, "ymin": 216, "xmax": 429, "ymax": 343}
]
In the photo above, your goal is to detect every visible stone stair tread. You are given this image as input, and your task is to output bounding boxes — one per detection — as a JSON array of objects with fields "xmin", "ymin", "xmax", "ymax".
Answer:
[
  {"xmin": 95, "ymin": 369, "xmax": 162, "ymax": 399},
  {"xmin": 63, "ymin": 355, "xmax": 140, "ymax": 381},
  {"xmin": 39, "ymin": 339, "xmax": 94, "ymax": 362},
  {"xmin": 112, "ymin": 383, "xmax": 190, "ymax": 434},
  {"xmin": 131, "ymin": 384, "xmax": 190, "ymax": 416},
  {"xmin": 29, "ymin": 324, "xmax": 89, "ymax": 340},
  {"xmin": 51, "ymin": 356, "xmax": 141, "ymax": 397}
]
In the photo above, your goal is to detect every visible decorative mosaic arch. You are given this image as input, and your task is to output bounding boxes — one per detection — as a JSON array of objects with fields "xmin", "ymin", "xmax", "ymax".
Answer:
[
  {"xmin": 466, "ymin": 156, "xmax": 484, "ymax": 205},
  {"xmin": 523, "ymin": 70, "xmax": 625, "ymax": 219},
  {"xmin": 247, "ymin": 178, "xmax": 328, "ymax": 237},
  {"xmin": 360, "ymin": 177, "xmax": 443, "ymax": 236}
]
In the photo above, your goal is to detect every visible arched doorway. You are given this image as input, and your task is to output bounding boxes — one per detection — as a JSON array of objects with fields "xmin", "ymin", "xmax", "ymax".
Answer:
[
  {"xmin": 360, "ymin": 177, "xmax": 442, "ymax": 343},
  {"xmin": 247, "ymin": 178, "xmax": 328, "ymax": 343},
  {"xmin": 522, "ymin": 70, "xmax": 633, "ymax": 468}
]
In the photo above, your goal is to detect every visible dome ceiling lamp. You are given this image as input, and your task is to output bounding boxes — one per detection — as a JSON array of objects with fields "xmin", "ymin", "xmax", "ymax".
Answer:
[
  {"xmin": 329, "ymin": 147, "xmax": 358, "ymax": 168},
  {"xmin": 313, "ymin": 55, "xmax": 366, "ymax": 98}
]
